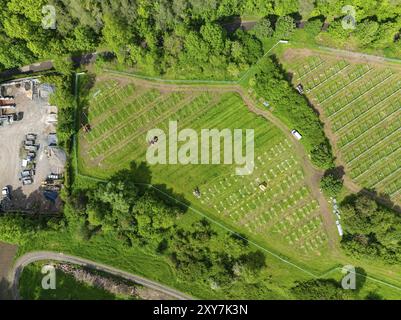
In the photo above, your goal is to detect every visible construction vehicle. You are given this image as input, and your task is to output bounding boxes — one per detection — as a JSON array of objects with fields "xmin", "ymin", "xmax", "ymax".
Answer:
[{"xmin": 291, "ymin": 129, "xmax": 302, "ymax": 140}]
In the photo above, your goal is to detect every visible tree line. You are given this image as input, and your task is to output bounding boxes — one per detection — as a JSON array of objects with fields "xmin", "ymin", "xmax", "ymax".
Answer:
[
  {"xmin": 1, "ymin": 1, "xmax": 400, "ymax": 77},
  {"xmin": 252, "ymin": 57, "xmax": 335, "ymax": 169}
]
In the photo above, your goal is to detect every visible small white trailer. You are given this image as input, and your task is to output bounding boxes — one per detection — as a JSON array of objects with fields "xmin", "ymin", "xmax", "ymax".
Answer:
[{"xmin": 336, "ymin": 220, "xmax": 344, "ymax": 237}]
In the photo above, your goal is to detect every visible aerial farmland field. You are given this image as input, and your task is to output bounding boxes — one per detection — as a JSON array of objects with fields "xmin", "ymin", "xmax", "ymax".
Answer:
[
  {"xmin": 77, "ymin": 73, "xmax": 332, "ymax": 262},
  {"xmin": 279, "ymin": 49, "xmax": 401, "ymax": 207}
]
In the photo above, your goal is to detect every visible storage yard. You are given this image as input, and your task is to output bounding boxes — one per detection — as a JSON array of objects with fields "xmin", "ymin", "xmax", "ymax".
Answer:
[{"xmin": 0, "ymin": 77, "xmax": 65, "ymax": 212}]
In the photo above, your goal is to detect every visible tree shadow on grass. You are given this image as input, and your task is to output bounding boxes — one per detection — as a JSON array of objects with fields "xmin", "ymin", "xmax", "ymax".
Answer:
[
  {"xmin": 355, "ymin": 267, "xmax": 367, "ymax": 293},
  {"xmin": 76, "ymin": 73, "xmax": 97, "ymax": 130},
  {"xmin": 110, "ymin": 161, "xmax": 152, "ymax": 188},
  {"xmin": 109, "ymin": 160, "xmax": 191, "ymax": 213},
  {"xmin": 323, "ymin": 166, "xmax": 345, "ymax": 180},
  {"xmin": 341, "ymin": 188, "xmax": 401, "ymax": 214}
]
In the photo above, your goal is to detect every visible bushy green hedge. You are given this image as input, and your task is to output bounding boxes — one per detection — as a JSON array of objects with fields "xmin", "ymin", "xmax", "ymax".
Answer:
[
  {"xmin": 253, "ymin": 57, "xmax": 334, "ymax": 169},
  {"xmin": 341, "ymin": 194, "xmax": 401, "ymax": 264}
]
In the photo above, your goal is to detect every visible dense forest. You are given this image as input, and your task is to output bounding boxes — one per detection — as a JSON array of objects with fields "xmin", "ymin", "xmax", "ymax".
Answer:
[{"xmin": 0, "ymin": 0, "xmax": 400, "ymax": 77}]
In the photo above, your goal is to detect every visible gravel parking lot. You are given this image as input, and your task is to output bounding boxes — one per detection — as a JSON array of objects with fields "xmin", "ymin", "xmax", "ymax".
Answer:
[{"xmin": 0, "ymin": 78, "xmax": 63, "ymax": 212}]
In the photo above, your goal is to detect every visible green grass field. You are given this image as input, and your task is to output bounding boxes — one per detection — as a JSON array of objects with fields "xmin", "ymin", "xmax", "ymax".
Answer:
[
  {"xmin": 71, "ymin": 71, "xmax": 401, "ymax": 299},
  {"xmin": 19, "ymin": 262, "xmax": 128, "ymax": 300},
  {"xmin": 279, "ymin": 49, "xmax": 401, "ymax": 205},
  {"xmin": 77, "ymin": 73, "xmax": 331, "ymax": 262}
]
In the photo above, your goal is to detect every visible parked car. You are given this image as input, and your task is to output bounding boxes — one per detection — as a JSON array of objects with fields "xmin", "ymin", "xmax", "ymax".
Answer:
[
  {"xmin": 27, "ymin": 151, "xmax": 36, "ymax": 160},
  {"xmin": 24, "ymin": 140, "xmax": 35, "ymax": 146},
  {"xmin": 291, "ymin": 129, "xmax": 302, "ymax": 140},
  {"xmin": 48, "ymin": 173, "xmax": 63, "ymax": 180},
  {"xmin": 26, "ymin": 133, "xmax": 37, "ymax": 141},
  {"xmin": 22, "ymin": 178, "xmax": 33, "ymax": 185},
  {"xmin": 13, "ymin": 112, "xmax": 24, "ymax": 121},
  {"xmin": 1, "ymin": 186, "xmax": 10, "ymax": 200},
  {"xmin": 25, "ymin": 145, "xmax": 39, "ymax": 151},
  {"xmin": 21, "ymin": 169, "xmax": 34, "ymax": 178}
]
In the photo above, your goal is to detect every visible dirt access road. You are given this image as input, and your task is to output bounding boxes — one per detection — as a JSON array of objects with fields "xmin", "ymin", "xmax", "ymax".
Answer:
[{"xmin": 10, "ymin": 251, "xmax": 193, "ymax": 300}]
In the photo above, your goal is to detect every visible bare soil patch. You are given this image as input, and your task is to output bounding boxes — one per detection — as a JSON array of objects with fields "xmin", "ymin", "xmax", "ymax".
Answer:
[{"xmin": 0, "ymin": 241, "xmax": 18, "ymax": 300}]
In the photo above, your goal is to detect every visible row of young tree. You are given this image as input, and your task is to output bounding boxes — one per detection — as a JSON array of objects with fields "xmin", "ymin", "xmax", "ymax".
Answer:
[{"xmin": 1, "ymin": 1, "xmax": 400, "ymax": 77}]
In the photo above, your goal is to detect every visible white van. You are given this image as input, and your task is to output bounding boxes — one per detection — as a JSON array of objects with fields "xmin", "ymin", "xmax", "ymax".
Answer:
[{"xmin": 291, "ymin": 129, "xmax": 302, "ymax": 140}]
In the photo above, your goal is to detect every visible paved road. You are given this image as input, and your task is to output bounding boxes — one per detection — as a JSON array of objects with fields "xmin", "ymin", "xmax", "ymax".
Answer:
[{"xmin": 9, "ymin": 251, "xmax": 193, "ymax": 300}]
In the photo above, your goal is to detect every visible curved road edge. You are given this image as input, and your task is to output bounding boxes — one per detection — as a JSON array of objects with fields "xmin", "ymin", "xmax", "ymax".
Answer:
[{"xmin": 9, "ymin": 251, "xmax": 194, "ymax": 300}]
